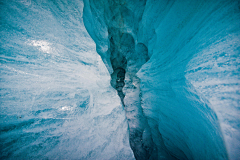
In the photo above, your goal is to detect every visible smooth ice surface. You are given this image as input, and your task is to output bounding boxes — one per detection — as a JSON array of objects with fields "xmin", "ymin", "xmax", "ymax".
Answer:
[{"xmin": 0, "ymin": 0, "xmax": 134, "ymax": 159}]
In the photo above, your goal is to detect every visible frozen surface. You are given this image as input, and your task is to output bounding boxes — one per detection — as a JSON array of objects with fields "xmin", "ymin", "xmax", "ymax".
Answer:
[
  {"xmin": 1, "ymin": 0, "xmax": 240, "ymax": 160},
  {"xmin": 0, "ymin": 0, "xmax": 134, "ymax": 159},
  {"xmin": 83, "ymin": 0, "xmax": 239, "ymax": 159}
]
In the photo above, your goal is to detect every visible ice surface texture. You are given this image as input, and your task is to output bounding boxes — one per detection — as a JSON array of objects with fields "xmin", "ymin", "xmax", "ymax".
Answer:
[
  {"xmin": 0, "ymin": 0, "xmax": 134, "ymax": 159},
  {"xmin": 83, "ymin": 0, "xmax": 240, "ymax": 159},
  {"xmin": 0, "ymin": 0, "xmax": 239, "ymax": 160}
]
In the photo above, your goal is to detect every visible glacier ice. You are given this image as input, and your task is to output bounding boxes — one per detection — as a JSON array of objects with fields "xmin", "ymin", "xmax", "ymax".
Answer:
[
  {"xmin": 0, "ymin": 0, "xmax": 240, "ymax": 160},
  {"xmin": 83, "ymin": 0, "xmax": 239, "ymax": 159},
  {"xmin": 0, "ymin": 0, "xmax": 134, "ymax": 159}
]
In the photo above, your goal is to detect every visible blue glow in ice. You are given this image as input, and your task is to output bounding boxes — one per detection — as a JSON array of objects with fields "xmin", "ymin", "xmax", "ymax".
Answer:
[{"xmin": 0, "ymin": 0, "xmax": 239, "ymax": 160}]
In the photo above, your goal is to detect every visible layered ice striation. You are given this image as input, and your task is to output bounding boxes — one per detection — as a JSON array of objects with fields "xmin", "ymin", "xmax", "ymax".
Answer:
[
  {"xmin": 83, "ymin": 0, "xmax": 240, "ymax": 159},
  {"xmin": 0, "ymin": 0, "xmax": 134, "ymax": 159},
  {"xmin": 0, "ymin": 0, "xmax": 239, "ymax": 160}
]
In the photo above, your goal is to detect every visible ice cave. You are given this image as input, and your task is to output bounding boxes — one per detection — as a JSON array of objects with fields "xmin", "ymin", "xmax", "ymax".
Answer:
[{"xmin": 0, "ymin": 0, "xmax": 239, "ymax": 159}]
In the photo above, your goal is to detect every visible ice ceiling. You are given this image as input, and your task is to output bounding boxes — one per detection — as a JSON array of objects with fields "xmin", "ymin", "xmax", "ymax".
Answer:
[{"xmin": 0, "ymin": 0, "xmax": 239, "ymax": 160}]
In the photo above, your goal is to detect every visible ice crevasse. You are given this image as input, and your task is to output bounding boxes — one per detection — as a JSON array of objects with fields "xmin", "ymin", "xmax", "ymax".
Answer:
[
  {"xmin": 83, "ymin": 0, "xmax": 240, "ymax": 159},
  {"xmin": 0, "ymin": 0, "xmax": 239, "ymax": 160}
]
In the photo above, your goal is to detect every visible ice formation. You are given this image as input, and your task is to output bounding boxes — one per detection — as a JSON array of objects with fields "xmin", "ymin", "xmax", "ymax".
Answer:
[{"xmin": 0, "ymin": 0, "xmax": 239, "ymax": 160}]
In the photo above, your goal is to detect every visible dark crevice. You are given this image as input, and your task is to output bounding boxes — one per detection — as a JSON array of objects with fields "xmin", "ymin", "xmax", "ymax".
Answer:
[
  {"xmin": 108, "ymin": 30, "xmax": 161, "ymax": 159},
  {"xmin": 85, "ymin": 1, "xmax": 176, "ymax": 159},
  {"xmin": 110, "ymin": 67, "xmax": 126, "ymax": 105},
  {"xmin": 108, "ymin": 32, "xmax": 177, "ymax": 159}
]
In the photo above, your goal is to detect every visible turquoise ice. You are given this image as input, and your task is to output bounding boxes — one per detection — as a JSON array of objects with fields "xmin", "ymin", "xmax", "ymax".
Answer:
[{"xmin": 0, "ymin": 0, "xmax": 239, "ymax": 159}]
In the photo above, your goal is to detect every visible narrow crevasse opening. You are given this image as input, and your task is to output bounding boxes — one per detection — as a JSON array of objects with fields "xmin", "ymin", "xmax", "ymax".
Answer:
[
  {"xmin": 81, "ymin": 0, "xmax": 239, "ymax": 159},
  {"xmin": 111, "ymin": 67, "xmax": 126, "ymax": 105},
  {"xmin": 82, "ymin": 0, "xmax": 183, "ymax": 158},
  {"xmin": 108, "ymin": 29, "xmax": 175, "ymax": 159}
]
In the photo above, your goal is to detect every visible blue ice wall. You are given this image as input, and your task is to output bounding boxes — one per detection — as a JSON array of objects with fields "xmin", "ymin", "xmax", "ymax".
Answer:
[
  {"xmin": 138, "ymin": 1, "xmax": 240, "ymax": 159},
  {"xmin": 0, "ymin": 0, "xmax": 239, "ymax": 159},
  {"xmin": 0, "ymin": 0, "xmax": 134, "ymax": 159},
  {"xmin": 83, "ymin": 0, "xmax": 240, "ymax": 159}
]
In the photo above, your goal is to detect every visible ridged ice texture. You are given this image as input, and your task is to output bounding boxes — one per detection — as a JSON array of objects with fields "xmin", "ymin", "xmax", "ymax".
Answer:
[
  {"xmin": 0, "ymin": 0, "xmax": 134, "ymax": 159},
  {"xmin": 83, "ymin": 0, "xmax": 240, "ymax": 160}
]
